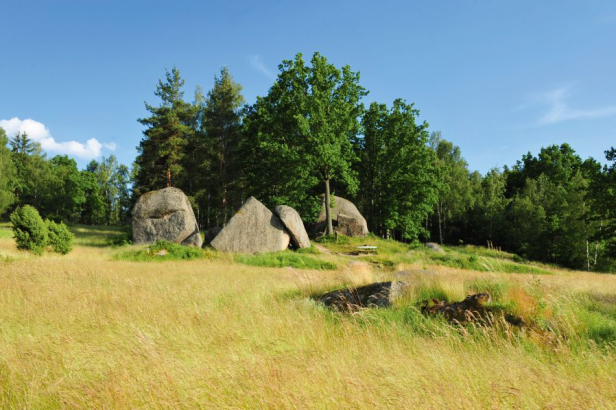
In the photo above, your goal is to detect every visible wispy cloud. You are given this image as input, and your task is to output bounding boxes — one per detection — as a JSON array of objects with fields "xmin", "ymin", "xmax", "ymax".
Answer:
[
  {"xmin": 249, "ymin": 55, "xmax": 275, "ymax": 79},
  {"xmin": 0, "ymin": 117, "xmax": 115, "ymax": 159},
  {"xmin": 532, "ymin": 86, "xmax": 616, "ymax": 125}
]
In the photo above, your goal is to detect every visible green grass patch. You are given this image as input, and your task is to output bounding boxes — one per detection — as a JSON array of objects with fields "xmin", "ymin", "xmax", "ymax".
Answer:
[
  {"xmin": 0, "ymin": 222, "xmax": 13, "ymax": 239},
  {"xmin": 70, "ymin": 225, "xmax": 126, "ymax": 248},
  {"xmin": 316, "ymin": 233, "xmax": 412, "ymax": 255},
  {"xmin": 235, "ymin": 251, "xmax": 337, "ymax": 270},
  {"xmin": 427, "ymin": 252, "xmax": 552, "ymax": 275},
  {"xmin": 114, "ymin": 240, "xmax": 216, "ymax": 262},
  {"xmin": 295, "ymin": 245, "xmax": 320, "ymax": 254}
]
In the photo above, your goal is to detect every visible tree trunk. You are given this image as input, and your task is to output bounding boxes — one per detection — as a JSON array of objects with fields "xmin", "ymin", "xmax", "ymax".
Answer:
[
  {"xmin": 324, "ymin": 178, "xmax": 333, "ymax": 236},
  {"xmin": 437, "ymin": 201, "xmax": 444, "ymax": 244},
  {"xmin": 166, "ymin": 168, "xmax": 171, "ymax": 188}
]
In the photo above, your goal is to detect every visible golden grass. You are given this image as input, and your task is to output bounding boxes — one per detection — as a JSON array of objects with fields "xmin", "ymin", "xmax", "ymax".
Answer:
[{"xmin": 0, "ymin": 229, "xmax": 615, "ymax": 408}]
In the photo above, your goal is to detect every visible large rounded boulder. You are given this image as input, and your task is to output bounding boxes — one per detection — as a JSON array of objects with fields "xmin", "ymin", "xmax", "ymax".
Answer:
[
  {"xmin": 313, "ymin": 196, "xmax": 368, "ymax": 237},
  {"xmin": 274, "ymin": 205, "xmax": 311, "ymax": 249},
  {"xmin": 132, "ymin": 187, "xmax": 202, "ymax": 247},
  {"xmin": 211, "ymin": 197, "xmax": 290, "ymax": 253}
]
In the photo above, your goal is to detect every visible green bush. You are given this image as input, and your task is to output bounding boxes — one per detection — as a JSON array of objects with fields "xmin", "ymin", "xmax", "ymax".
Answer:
[
  {"xmin": 10, "ymin": 206, "xmax": 48, "ymax": 255},
  {"xmin": 46, "ymin": 220, "xmax": 74, "ymax": 255}
]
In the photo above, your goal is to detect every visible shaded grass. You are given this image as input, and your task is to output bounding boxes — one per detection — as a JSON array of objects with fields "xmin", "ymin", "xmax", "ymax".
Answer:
[
  {"xmin": 69, "ymin": 225, "xmax": 125, "ymax": 248},
  {"xmin": 235, "ymin": 251, "xmax": 337, "ymax": 270}
]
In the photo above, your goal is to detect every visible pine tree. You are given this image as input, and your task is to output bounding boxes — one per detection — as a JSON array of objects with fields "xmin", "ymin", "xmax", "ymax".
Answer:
[
  {"xmin": 135, "ymin": 67, "xmax": 197, "ymax": 195},
  {"xmin": 197, "ymin": 67, "xmax": 245, "ymax": 226}
]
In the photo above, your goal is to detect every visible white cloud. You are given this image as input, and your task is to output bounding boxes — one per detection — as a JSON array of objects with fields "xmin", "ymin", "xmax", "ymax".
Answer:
[
  {"xmin": 249, "ymin": 55, "xmax": 276, "ymax": 79},
  {"xmin": 535, "ymin": 86, "xmax": 616, "ymax": 125},
  {"xmin": 0, "ymin": 117, "xmax": 115, "ymax": 159}
]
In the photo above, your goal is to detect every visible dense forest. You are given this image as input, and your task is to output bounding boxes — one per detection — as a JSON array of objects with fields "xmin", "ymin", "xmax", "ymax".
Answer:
[{"xmin": 1, "ymin": 52, "xmax": 614, "ymax": 272}]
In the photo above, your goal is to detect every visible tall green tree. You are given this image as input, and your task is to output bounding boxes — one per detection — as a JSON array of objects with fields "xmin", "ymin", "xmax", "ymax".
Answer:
[
  {"xmin": 430, "ymin": 132, "xmax": 474, "ymax": 244},
  {"xmin": 41, "ymin": 155, "xmax": 85, "ymax": 222},
  {"xmin": 135, "ymin": 67, "xmax": 198, "ymax": 194},
  {"xmin": 245, "ymin": 52, "xmax": 366, "ymax": 232},
  {"xmin": 9, "ymin": 132, "xmax": 49, "ymax": 211},
  {"xmin": 0, "ymin": 127, "xmax": 16, "ymax": 216},
  {"xmin": 197, "ymin": 66, "xmax": 246, "ymax": 226},
  {"xmin": 357, "ymin": 100, "xmax": 439, "ymax": 240}
]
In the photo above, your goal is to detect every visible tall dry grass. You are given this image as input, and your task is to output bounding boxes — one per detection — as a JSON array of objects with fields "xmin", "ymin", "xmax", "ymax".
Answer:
[{"xmin": 0, "ymin": 231, "xmax": 614, "ymax": 408}]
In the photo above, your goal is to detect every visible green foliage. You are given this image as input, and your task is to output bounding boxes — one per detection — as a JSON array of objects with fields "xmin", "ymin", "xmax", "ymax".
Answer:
[
  {"xmin": 190, "ymin": 67, "xmax": 246, "ymax": 227},
  {"xmin": 46, "ymin": 220, "xmax": 74, "ymax": 254},
  {"xmin": 430, "ymin": 132, "xmax": 474, "ymax": 244},
  {"xmin": 244, "ymin": 52, "xmax": 366, "ymax": 224},
  {"xmin": 295, "ymin": 245, "xmax": 320, "ymax": 254},
  {"xmin": 0, "ymin": 127, "xmax": 16, "ymax": 216},
  {"xmin": 357, "ymin": 100, "xmax": 439, "ymax": 240},
  {"xmin": 115, "ymin": 241, "xmax": 213, "ymax": 262},
  {"xmin": 235, "ymin": 251, "xmax": 337, "ymax": 270},
  {"xmin": 10, "ymin": 205, "xmax": 48, "ymax": 255},
  {"xmin": 135, "ymin": 67, "xmax": 198, "ymax": 193}
]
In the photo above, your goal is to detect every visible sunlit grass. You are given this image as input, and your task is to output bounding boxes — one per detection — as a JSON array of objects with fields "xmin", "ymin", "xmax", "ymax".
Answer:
[{"xmin": 0, "ymin": 226, "xmax": 613, "ymax": 408}]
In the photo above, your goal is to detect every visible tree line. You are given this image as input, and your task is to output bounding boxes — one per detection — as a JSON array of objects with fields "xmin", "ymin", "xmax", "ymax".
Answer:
[
  {"xmin": 1, "ymin": 51, "xmax": 614, "ymax": 272},
  {"xmin": 0, "ymin": 129, "xmax": 131, "ymax": 225}
]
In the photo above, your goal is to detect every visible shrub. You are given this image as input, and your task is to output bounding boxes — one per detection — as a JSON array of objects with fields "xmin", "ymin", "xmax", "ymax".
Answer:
[
  {"xmin": 10, "ymin": 206, "xmax": 48, "ymax": 255},
  {"xmin": 46, "ymin": 220, "xmax": 74, "ymax": 255}
]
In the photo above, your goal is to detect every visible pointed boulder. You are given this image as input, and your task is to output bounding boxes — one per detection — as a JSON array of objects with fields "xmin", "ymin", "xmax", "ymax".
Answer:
[
  {"xmin": 132, "ymin": 187, "xmax": 203, "ymax": 247},
  {"xmin": 274, "ymin": 205, "xmax": 311, "ymax": 249},
  {"xmin": 211, "ymin": 197, "xmax": 290, "ymax": 253}
]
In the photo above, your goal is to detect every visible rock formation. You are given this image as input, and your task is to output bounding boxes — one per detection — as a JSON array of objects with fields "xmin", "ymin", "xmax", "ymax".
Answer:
[
  {"xmin": 132, "ymin": 187, "xmax": 202, "ymax": 247},
  {"xmin": 313, "ymin": 196, "xmax": 368, "ymax": 237},
  {"xmin": 274, "ymin": 205, "xmax": 311, "ymax": 249},
  {"xmin": 211, "ymin": 197, "xmax": 290, "ymax": 253}
]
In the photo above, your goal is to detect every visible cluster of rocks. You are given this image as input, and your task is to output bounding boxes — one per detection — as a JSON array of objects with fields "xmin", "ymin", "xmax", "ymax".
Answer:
[
  {"xmin": 132, "ymin": 188, "xmax": 369, "ymax": 254},
  {"xmin": 319, "ymin": 284, "xmax": 527, "ymax": 327},
  {"xmin": 210, "ymin": 197, "xmax": 305, "ymax": 253}
]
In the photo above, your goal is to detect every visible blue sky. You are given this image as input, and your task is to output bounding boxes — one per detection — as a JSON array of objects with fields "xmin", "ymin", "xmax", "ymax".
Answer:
[{"xmin": 1, "ymin": 0, "xmax": 615, "ymax": 173}]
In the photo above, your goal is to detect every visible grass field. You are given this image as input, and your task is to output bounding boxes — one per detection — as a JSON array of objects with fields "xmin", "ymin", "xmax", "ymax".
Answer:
[{"xmin": 0, "ymin": 223, "xmax": 614, "ymax": 408}]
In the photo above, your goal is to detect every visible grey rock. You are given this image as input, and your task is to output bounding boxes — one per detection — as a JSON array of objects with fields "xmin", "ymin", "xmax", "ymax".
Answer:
[
  {"xmin": 337, "ymin": 213, "xmax": 368, "ymax": 237},
  {"xmin": 211, "ymin": 197, "xmax": 290, "ymax": 253},
  {"xmin": 132, "ymin": 187, "xmax": 202, "ymax": 247},
  {"xmin": 426, "ymin": 242, "xmax": 444, "ymax": 252},
  {"xmin": 312, "ymin": 196, "xmax": 368, "ymax": 237},
  {"xmin": 274, "ymin": 205, "xmax": 311, "ymax": 249},
  {"xmin": 319, "ymin": 281, "xmax": 410, "ymax": 311}
]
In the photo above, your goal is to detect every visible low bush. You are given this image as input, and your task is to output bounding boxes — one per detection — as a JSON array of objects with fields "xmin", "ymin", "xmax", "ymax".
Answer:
[
  {"xmin": 46, "ymin": 220, "xmax": 74, "ymax": 255},
  {"xmin": 10, "ymin": 205, "xmax": 48, "ymax": 255}
]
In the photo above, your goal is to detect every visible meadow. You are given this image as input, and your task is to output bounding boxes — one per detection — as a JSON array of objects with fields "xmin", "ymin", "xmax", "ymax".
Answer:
[{"xmin": 0, "ymin": 223, "xmax": 614, "ymax": 408}]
